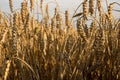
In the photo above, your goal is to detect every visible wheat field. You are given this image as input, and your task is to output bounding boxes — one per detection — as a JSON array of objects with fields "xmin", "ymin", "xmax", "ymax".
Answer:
[{"xmin": 0, "ymin": 0, "xmax": 120, "ymax": 80}]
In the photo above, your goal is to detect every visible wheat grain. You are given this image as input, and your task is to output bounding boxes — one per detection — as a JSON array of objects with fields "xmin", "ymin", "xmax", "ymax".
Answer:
[
  {"xmin": 21, "ymin": 1, "xmax": 29, "ymax": 24},
  {"xmin": 65, "ymin": 10, "xmax": 70, "ymax": 28},
  {"xmin": 83, "ymin": 0, "xmax": 88, "ymax": 20},
  {"xmin": 108, "ymin": 3, "xmax": 114, "ymax": 24},
  {"xmin": 9, "ymin": 0, "xmax": 13, "ymax": 13},
  {"xmin": 40, "ymin": 0, "xmax": 43, "ymax": 16},
  {"xmin": 30, "ymin": 0, "xmax": 34, "ymax": 12},
  {"xmin": 97, "ymin": 0, "xmax": 102, "ymax": 12},
  {"xmin": 89, "ymin": 0, "xmax": 94, "ymax": 15}
]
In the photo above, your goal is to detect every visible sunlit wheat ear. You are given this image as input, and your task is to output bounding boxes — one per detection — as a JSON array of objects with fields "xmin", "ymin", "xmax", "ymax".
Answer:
[
  {"xmin": 97, "ymin": 0, "xmax": 102, "ymax": 14},
  {"xmin": 89, "ymin": 0, "xmax": 94, "ymax": 15},
  {"xmin": 46, "ymin": 4, "xmax": 49, "ymax": 17},
  {"xmin": 56, "ymin": 13, "xmax": 62, "ymax": 30},
  {"xmin": 83, "ymin": 0, "xmax": 88, "ymax": 20},
  {"xmin": 1, "ymin": 29, "xmax": 8, "ymax": 44},
  {"xmin": 4, "ymin": 17, "xmax": 9, "ymax": 28},
  {"xmin": 13, "ymin": 13, "xmax": 19, "ymax": 27},
  {"xmin": 4, "ymin": 60, "xmax": 11, "ymax": 80},
  {"xmin": 90, "ymin": 21, "xmax": 97, "ymax": 34},
  {"xmin": 18, "ymin": 13, "xmax": 23, "ymax": 28},
  {"xmin": 40, "ymin": 0, "xmax": 43, "ymax": 16},
  {"xmin": 45, "ymin": 4, "xmax": 49, "ymax": 23},
  {"xmin": 26, "ymin": 14, "xmax": 31, "ymax": 31},
  {"xmin": 30, "ymin": 16, "xmax": 34, "ymax": 32},
  {"xmin": 55, "ymin": 7, "xmax": 58, "ymax": 16},
  {"xmin": 12, "ymin": 13, "xmax": 18, "ymax": 55},
  {"xmin": 40, "ymin": 0, "xmax": 43, "ymax": 9},
  {"xmin": 9, "ymin": 0, "xmax": 13, "ymax": 13},
  {"xmin": 43, "ymin": 31, "xmax": 47, "ymax": 55},
  {"xmin": 21, "ymin": 1, "xmax": 29, "ymax": 24},
  {"xmin": 108, "ymin": 3, "xmax": 114, "ymax": 22},
  {"xmin": 30, "ymin": 0, "xmax": 34, "ymax": 12},
  {"xmin": 51, "ymin": 17, "xmax": 56, "ymax": 31},
  {"xmin": 101, "ymin": 29, "xmax": 105, "ymax": 47},
  {"xmin": 65, "ymin": 10, "xmax": 70, "ymax": 28},
  {"xmin": 9, "ymin": 14, "xmax": 13, "ymax": 28},
  {"xmin": 100, "ymin": 13, "xmax": 107, "ymax": 27},
  {"xmin": 77, "ymin": 19, "xmax": 87, "ymax": 42}
]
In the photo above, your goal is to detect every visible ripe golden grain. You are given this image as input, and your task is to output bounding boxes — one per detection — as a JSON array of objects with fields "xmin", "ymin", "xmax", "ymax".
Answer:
[
  {"xmin": 89, "ymin": 0, "xmax": 94, "ymax": 15},
  {"xmin": 9, "ymin": 0, "xmax": 13, "ymax": 13},
  {"xmin": 83, "ymin": 0, "xmax": 88, "ymax": 20},
  {"xmin": 30, "ymin": 0, "xmax": 34, "ymax": 12},
  {"xmin": 3, "ymin": 60, "xmax": 11, "ymax": 80},
  {"xmin": 65, "ymin": 10, "xmax": 70, "ymax": 28},
  {"xmin": 21, "ymin": 1, "xmax": 29, "ymax": 24},
  {"xmin": 97, "ymin": 0, "xmax": 102, "ymax": 12}
]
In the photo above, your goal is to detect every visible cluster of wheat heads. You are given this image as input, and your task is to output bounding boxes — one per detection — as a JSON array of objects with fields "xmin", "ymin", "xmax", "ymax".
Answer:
[{"xmin": 0, "ymin": 0, "xmax": 120, "ymax": 80}]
